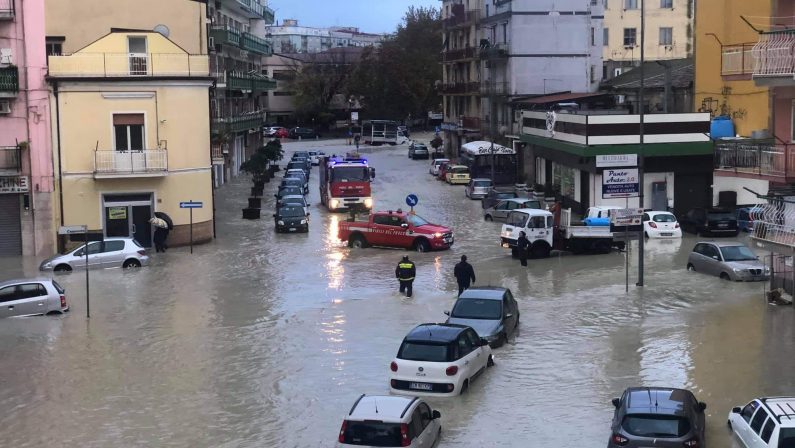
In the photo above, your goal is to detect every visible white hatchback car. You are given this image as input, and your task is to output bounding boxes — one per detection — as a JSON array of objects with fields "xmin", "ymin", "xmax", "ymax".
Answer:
[
  {"xmin": 337, "ymin": 395, "xmax": 441, "ymax": 448},
  {"xmin": 390, "ymin": 323, "xmax": 493, "ymax": 397},
  {"xmin": 0, "ymin": 278, "xmax": 69, "ymax": 318},
  {"xmin": 39, "ymin": 238, "xmax": 149, "ymax": 272},
  {"xmin": 728, "ymin": 397, "xmax": 795, "ymax": 448},
  {"xmin": 642, "ymin": 211, "xmax": 682, "ymax": 238},
  {"xmin": 429, "ymin": 158, "xmax": 449, "ymax": 176}
]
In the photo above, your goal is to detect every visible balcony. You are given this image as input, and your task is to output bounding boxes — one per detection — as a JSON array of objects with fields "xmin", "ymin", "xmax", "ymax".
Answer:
[
  {"xmin": 440, "ymin": 81, "xmax": 480, "ymax": 95},
  {"xmin": 47, "ymin": 53, "xmax": 209, "ymax": 78},
  {"xmin": 0, "ymin": 65, "xmax": 19, "ymax": 97},
  {"xmin": 480, "ymin": 81, "xmax": 509, "ymax": 96},
  {"xmin": 225, "ymin": 71, "xmax": 276, "ymax": 91},
  {"xmin": 235, "ymin": 0, "xmax": 274, "ymax": 23},
  {"xmin": 721, "ymin": 43, "xmax": 754, "ymax": 79},
  {"xmin": 443, "ymin": 47, "xmax": 478, "ymax": 62},
  {"xmin": 715, "ymin": 140, "xmax": 795, "ymax": 181},
  {"xmin": 480, "ymin": 43, "xmax": 509, "ymax": 60},
  {"xmin": 0, "ymin": 0, "xmax": 14, "ymax": 20},
  {"xmin": 94, "ymin": 149, "xmax": 168, "ymax": 178},
  {"xmin": 241, "ymin": 32, "xmax": 272, "ymax": 56},
  {"xmin": 210, "ymin": 25, "xmax": 241, "ymax": 46},
  {"xmin": 212, "ymin": 112, "xmax": 264, "ymax": 134},
  {"xmin": 443, "ymin": 9, "xmax": 480, "ymax": 29},
  {"xmin": 752, "ymin": 33, "xmax": 795, "ymax": 84},
  {"xmin": 0, "ymin": 146, "xmax": 21, "ymax": 174}
]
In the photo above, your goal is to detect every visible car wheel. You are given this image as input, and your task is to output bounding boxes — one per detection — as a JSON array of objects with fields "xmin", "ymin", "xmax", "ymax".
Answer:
[
  {"xmin": 484, "ymin": 214, "xmax": 493, "ymax": 222},
  {"xmin": 123, "ymin": 259, "xmax": 142, "ymax": 269},
  {"xmin": 54, "ymin": 264, "xmax": 72, "ymax": 273},
  {"xmin": 487, "ymin": 354, "xmax": 495, "ymax": 367},
  {"xmin": 500, "ymin": 332, "xmax": 508, "ymax": 346},
  {"xmin": 686, "ymin": 263, "xmax": 696, "ymax": 272},
  {"xmin": 460, "ymin": 379, "xmax": 469, "ymax": 395},
  {"xmin": 414, "ymin": 239, "xmax": 431, "ymax": 252},
  {"xmin": 349, "ymin": 234, "xmax": 367, "ymax": 249},
  {"xmin": 644, "ymin": 231, "xmax": 650, "ymax": 238},
  {"xmin": 727, "ymin": 420, "xmax": 732, "ymax": 429},
  {"xmin": 720, "ymin": 272, "xmax": 731, "ymax": 280}
]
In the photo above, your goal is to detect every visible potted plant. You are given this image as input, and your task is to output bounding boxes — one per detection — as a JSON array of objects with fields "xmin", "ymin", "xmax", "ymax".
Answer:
[
  {"xmin": 263, "ymin": 139, "xmax": 284, "ymax": 174},
  {"xmin": 430, "ymin": 136, "xmax": 444, "ymax": 158},
  {"xmin": 240, "ymin": 151, "xmax": 268, "ymax": 198}
]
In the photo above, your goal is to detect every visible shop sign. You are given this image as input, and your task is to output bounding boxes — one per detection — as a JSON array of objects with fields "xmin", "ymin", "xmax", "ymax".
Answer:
[
  {"xmin": 602, "ymin": 168, "xmax": 639, "ymax": 199},
  {"xmin": 108, "ymin": 206, "xmax": 128, "ymax": 220},
  {"xmin": 0, "ymin": 176, "xmax": 29, "ymax": 194},
  {"xmin": 596, "ymin": 154, "xmax": 638, "ymax": 168}
]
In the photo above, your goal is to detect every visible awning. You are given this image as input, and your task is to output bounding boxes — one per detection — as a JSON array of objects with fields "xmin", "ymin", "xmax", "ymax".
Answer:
[{"xmin": 461, "ymin": 140, "xmax": 515, "ymax": 156}]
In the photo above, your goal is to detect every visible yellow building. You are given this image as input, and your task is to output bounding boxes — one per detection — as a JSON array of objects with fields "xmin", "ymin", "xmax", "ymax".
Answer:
[
  {"xmin": 47, "ymin": 30, "xmax": 214, "ymax": 247},
  {"xmin": 602, "ymin": 0, "xmax": 694, "ymax": 80}
]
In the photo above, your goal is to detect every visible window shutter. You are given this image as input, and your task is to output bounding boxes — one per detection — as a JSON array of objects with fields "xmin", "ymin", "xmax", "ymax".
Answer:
[{"xmin": 113, "ymin": 114, "xmax": 144, "ymax": 126}]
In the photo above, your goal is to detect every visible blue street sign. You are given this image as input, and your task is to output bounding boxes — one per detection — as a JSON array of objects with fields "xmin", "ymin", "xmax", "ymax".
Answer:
[
  {"xmin": 180, "ymin": 201, "xmax": 203, "ymax": 209},
  {"xmin": 405, "ymin": 194, "xmax": 419, "ymax": 207}
]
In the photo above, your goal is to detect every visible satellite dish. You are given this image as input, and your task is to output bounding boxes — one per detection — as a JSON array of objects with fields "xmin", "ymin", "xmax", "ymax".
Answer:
[{"xmin": 154, "ymin": 24, "xmax": 170, "ymax": 37}]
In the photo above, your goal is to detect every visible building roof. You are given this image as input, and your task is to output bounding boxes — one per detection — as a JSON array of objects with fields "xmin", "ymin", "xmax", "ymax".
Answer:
[
  {"xmin": 601, "ymin": 58, "xmax": 694, "ymax": 90},
  {"xmin": 512, "ymin": 92, "xmax": 610, "ymax": 106}
]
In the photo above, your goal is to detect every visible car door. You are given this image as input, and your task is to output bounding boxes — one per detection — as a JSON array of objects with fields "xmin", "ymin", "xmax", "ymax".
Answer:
[
  {"xmin": 0, "ymin": 285, "xmax": 21, "ymax": 318},
  {"xmin": 71, "ymin": 241, "xmax": 104, "ymax": 270},
  {"xmin": 503, "ymin": 292, "xmax": 517, "ymax": 335},
  {"xmin": 493, "ymin": 201, "xmax": 510, "ymax": 220},
  {"xmin": 415, "ymin": 403, "xmax": 437, "ymax": 448},
  {"xmin": 747, "ymin": 407, "xmax": 770, "ymax": 447},
  {"xmin": 2, "ymin": 283, "xmax": 47, "ymax": 317},
  {"xmin": 702, "ymin": 244, "xmax": 723, "ymax": 276},
  {"xmin": 102, "ymin": 240, "xmax": 127, "ymax": 268},
  {"xmin": 735, "ymin": 401, "xmax": 759, "ymax": 446},
  {"xmin": 408, "ymin": 407, "xmax": 430, "ymax": 448},
  {"xmin": 465, "ymin": 329, "xmax": 487, "ymax": 375}
]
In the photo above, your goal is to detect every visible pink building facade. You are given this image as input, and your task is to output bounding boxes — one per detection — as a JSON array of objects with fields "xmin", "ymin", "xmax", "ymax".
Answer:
[{"xmin": 0, "ymin": 0, "xmax": 55, "ymax": 256}]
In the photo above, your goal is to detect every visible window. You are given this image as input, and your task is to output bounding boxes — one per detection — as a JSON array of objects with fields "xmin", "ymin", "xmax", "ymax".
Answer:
[
  {"xmin": 506, "ymin": 212, "xmax": 528, "ymax": 228},
  {"xmin": 660, "ymin": 0, "xmax": 673, "ymax": 7},
  {"xmin": 46, "ymin": 42, "xmax": 62, "ymax": 56},
  {"xmin": 104, "ymin": 241, "xmax": 125, "ymax": 252},
  {"xmin": 624, "ymin": 28, "xmax": 637, "ymax": 46},
  {"xmin": 17, "ymin": 284, "xmax": 47, "ymax": 299},
  {"xmin": 624, "ymin": 0, "xmax": 638, "ymax": 9},
  {"xmin": 457, "ymin": 334, "xmax": 474, "ymax": 357},
  {"xmin": 659, "ymin": 27, "xmax": 673, "ymax": 46},
  {"xmin": 397, "ymin": 342, "xmax": 449, "ymax": 362},
  {"xmin": 76, "ymin": 241, "xmax": 103, "ymax": 256},
  {"xmin": 621, "ymin": 415, "xmax": 691, "ymax": 438},
  {"xmin": 341, "ymin": 421, "xmax": 402, "ymax": 446},
  {"xmin": 590, "ymin": 65, "xmax": 596, "ymax": 83},
  {"xmin": 591, "ymin": 27, "xmax": 596, "ymax": 46},
  {"xmin": 760, "ymin": 418, "xmax": 775, "ymax": 443},
  {"xmin": 417, "ymin": 403, "xmax": 432, "ymax": 430},
  {"xmin": 127, "ymin": 36, "xmax": 148, "ymax": 75},
  {"xmin": 740, "ymin": 402, "xmax": 758, "ymax": 423},
  {"xmin": 603, "ymin": 28, "xmax": 609, "ymax": 46},
  {"xmin": 528, "ymin": 216, "xmax": 546, "ymax": 229},
  {"xmin": 113, "ymin": 114, "xmax": 145, "ymax": 151},
  {"xmin": 465, "ymin": 330, "xmax": 481, "ymax": 349},
  {"xmin": 0, "ymin": 286, "xmax": 18, "ymax": 303},
  {"xmin": 373, "ymin": 215, "xmax": 404, "ymax": 227},
  {"xmin": 750, "ymin": 408, "xmax": 768, "ymax": 433}
]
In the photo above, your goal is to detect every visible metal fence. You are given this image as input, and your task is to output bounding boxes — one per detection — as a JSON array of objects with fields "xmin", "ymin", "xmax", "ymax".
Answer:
[
  {"xmin": 94, "ymin": 150, "xmax": 168, "ymax": 175},
  {"xmin": 750, "ymin": 202, "xmax": 795, "ymax": 247},
  {"xmin": 714, "ymin": 141, "xmax": 792, "ymax": 178},
  {"xmin": 753, "ymin": 33, "xmax": 795, "ymax": 77},
  {"xmin": 721, "ymin": 43, "xmax": 754, "ymax": 76},
  {"xmin": 48, "ymin": 53, "xmax": 209, "ymax": 77}
]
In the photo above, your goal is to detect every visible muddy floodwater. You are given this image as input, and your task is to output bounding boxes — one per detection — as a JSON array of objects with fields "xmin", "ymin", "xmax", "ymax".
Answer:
[{"xmin": 1, "ymin": 138, "xmax": 793, "ymax": 447}]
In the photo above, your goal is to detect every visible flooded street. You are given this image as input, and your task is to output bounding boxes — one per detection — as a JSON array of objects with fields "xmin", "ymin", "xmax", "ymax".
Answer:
[{"xmin": 1, "ymin": 138, "xmax": 794, "ymax": 447}]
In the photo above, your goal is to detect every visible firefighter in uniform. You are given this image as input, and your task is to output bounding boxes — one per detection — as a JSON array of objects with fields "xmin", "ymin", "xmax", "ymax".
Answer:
[{"xmin": 395, "ymin": 255, "xmax": 416, "ymax": 298}]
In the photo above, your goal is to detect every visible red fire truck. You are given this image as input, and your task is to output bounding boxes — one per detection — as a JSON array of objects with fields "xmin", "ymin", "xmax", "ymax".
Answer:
[{"xmin": 319, "ymin": 155, "xmax": 375, "ymax": 211}]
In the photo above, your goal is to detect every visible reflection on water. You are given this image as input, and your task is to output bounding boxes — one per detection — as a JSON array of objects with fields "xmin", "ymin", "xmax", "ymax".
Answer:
[{"xmin": 0, "ymin": 140, "xmax": 791, "ymax": 447}]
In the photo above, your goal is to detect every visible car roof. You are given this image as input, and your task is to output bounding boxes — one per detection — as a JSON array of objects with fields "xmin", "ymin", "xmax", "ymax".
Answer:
[
  {"xmin": 625, "ymin": 387, "xmax": 693, "ymax": 416},
  {"xmin": 405, "ymin": 323, "xmax": 469, "ymax": 343},
  {"xmin": 282, "ymin": 195, "xmax": 305, "ymax": 200},
  {"xmin": 0, "ymin": 277, "xmax": 54, "ymax": 288},
  {"xmin": 501, "ymin": 198, "xmax": 538, "ymax": 205},
  {"xmin": 760, "ymin": 397, "xmax": 795, "ymax": 426},
  {"xmin": 458, "ymin": 287, "xmax": 507, "ymax": 300},
  {"xmin": 646, "ymin": 210, "xmax": 674, "ymax": 216},
  {"xmin": 433, "ymin": 158, "xmax": 449, "ymax": 162},
  {"xmin": 696, "ymin": 240, "xmax": 746, "ymax": 247},
  {"xmin": 471, "ymin": 178, "xmax": 491, "ymax": 182},
  {"xmin": 348, "ymin": 395, "xmax": 417, "ymax": 421},
  {"xmin": 513, "ymin": 208, "xmax": 553, "ymax": 217}
]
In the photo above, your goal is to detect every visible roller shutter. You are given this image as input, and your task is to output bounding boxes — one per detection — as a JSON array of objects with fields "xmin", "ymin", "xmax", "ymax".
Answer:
[{"xmin": 0, "ymin": 194, "xmax": 22, "ymax": 255}]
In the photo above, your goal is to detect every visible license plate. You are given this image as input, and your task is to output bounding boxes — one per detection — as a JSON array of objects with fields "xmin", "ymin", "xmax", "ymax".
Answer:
[
  {"xmin": 718, "ymin": 223, "xmax": 728, "ymax": 228},
  {"xmin": 409, "ymin": 382, "xmax": 432, "ymax": 391},
  {"xmin": 661, "ymin": 232, "xmax": 673, "ymax": 236},
  {"xmin": 288, "ymin": 228, "xmax": 297, "ymax": 232}
]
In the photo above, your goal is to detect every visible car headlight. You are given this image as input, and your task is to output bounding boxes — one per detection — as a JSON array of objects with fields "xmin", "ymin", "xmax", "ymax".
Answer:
[
  {"xmin": 40, "ymin": 262, "xmax": 52, "ymax": 270},
  {"xmin": 277, "ymin": 220, "xmax": 285, "ymax": 225},
  {"xmin": 330, "ymin": 199, "xmax": 339, "ymax": 209},
  {"xmin": 300, "ymin": 219, "xmax": 307, "ymax": 225},
  {"xmin": 434, "ymin": 232, "xmax": 443, "ymax": 238},
  {"xmin": 733, "ymin": 268, "xmax": 743, "ymax": 273},
  {"xmin": 364, "ymin": 198, "xmax": 373, "ymax": 208}
]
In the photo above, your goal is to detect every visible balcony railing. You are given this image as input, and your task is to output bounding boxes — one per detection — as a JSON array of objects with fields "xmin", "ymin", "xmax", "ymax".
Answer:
[
  {"xmin": 226, "ymin": 71, "xmax": 276, "ymax": 91},
  {"xmin": 480, "ymin": 43, "xmax": 509, "ymax": 60},
  {"xmin": 750, "ymin": 202, "xmax": 795, "ymax": 248},
  {"xmin": 0, "ymin": 66, "xmax": 19, "ymax": 96},
  {"xmin": 0, "ymin": 146, "xmax": 21, "ymax": 173},
  {"xmin": 443, "ymin": 9, "xmax": 480, "ymax": 29},
  {"xmin": 0, "ymin": 0, "xmax": 14, "ymax": 20},
  {"xmin": 94, "ymin": 149, "xmax": 168, "ymax": 177},
  {"xmin": 443, "ymin": 47, "xmax": 478, "ymax": 62},
  {"xmin": 48, "ymin": 53, "xmax": 209, "ymax": 77},
  {"xmin": 241, "ymin": 32, "xmax": 272, "ymax": 55},
  {"xmin": 715, "ymin": 140, "xmax": 795, "ymax": 179},
  {"xmin": 721, "ymin": 43, "xmax": 754, "ymax": 77},
  {"xmin": 210, "ymin": 25, "xmax": 241, "ymax": 46},
  {"xmin": 235, "ymin": 0, "xmax": 274, "ymax": 22},
  {"xmin": 753, "ymin": 33, "xmax": 795, "ymax": 79},
  {"xmin": 480, "ymin": 81, "xmax": 509, "ymax": 95},
  {"xmin": 440, "ymin": 82, "xmax": 480, "ymax": 95},
  {"xmin": 212, "ymin": 111, "xmax": 265, "ymax": 133}
]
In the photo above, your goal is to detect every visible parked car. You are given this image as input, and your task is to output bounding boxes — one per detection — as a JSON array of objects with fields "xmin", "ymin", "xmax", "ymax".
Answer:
[
  {"xmin": 437, "ymin": 161, "xmax": 452, "ymax": 180},
  {"xmin": 642, "ymin": 211, "xmax": 682, "ymax": 238},
  {"xmin": 608, "ymin": 387, "xmax": 706, "ymax": 448},
  {"xmin": 264, "ymin": 126, "xmax": 286, "ymax": 137},
  {"xmin": 283, "ymin": 171, "xmax": 308, "ymax": 194},
  {"xmin": 481, "ymin": 188, "xmax": 520, "ymax": 210},
  {"xmin": 292, "ymin": 151, "xmax": 310, "ymax": 160},
  {"xmin": 280, "ymin": 177, "xmax": 305, "ymax": 193},
  {"xmin": 429, "ymin": 158, "xmax": 450, "ymax": 176},
  {"xmin": 737, "ymin": 206, "xmax": 763, "ymax": 232},
  {"xmin": 286, "ymin": 160, "xmax": 310, "ymax": 177},
  {"xmin": 389, "ymin": 323, "xmax": 493, "ymax": 397},
  {"xmin": 288, "ymin": 127, "xmax": 318, "ymax": 139},
  {"xmin": 408, "ymin": 142, "xmax": 430, "ymax": 160},
  {"xmin": 0, "ymin": 278, "xmax": 68, "ymax": 318},
  {"xmin": 291, "ymin": 156, "xmax": 311, "ymax": 172},
  {"xmin": 280, "ymin": 195, "xmax": 310, "ymax": 214},
  {"xmin": 727, "ymin": 396, "xmax": 795, "ymax": 448},
  {"xmin": 336, "ymin": 394, "xmax": 441, "ymax": 448},
  {"xmin": 583, "ymin": 206, "xmax": 623, "ymax": 226},
  {"xmin": 679, "ymin": 207, "xmax": 739, "ymax": 236},
  {"xmin": 445, "ymin": 165, "xmax": 470, "ymax": 185},
  {"xmin": 444, "ymin": 287, "xmax": 519, "ymax": 347},
  {"xmin": 484, "ymin": 198, "xmax": 543, "ymax": 222},
  {"xmin": 273, "ymin": 205, "xmax": 309, "ymax": 233},
  {"xmin": 308, "ymin": 151, "xmax": 325, "ymax": 166},
  {"xmin": 465, "ymin": 178, "xmax": 493, "ymax": 199},
  {"xmin": 275, "ymin": 186, "xmax": 305, "ymax": 205},
  {"xmin": 274, "ymin": 127, "xmax": 289, "ymax": 138},
  {"xmin": 687, "ymin": 241, "xmax": 770, "ymax": 281},
  {"xmin": 39, "ymin": 238, "xmax": 149, "ymax": 272}
]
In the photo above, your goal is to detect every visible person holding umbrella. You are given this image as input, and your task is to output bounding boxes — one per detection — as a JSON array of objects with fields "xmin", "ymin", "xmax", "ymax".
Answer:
[{"xmin": 150, "ymin": 211, "xmax": 174, "ymax": 253}]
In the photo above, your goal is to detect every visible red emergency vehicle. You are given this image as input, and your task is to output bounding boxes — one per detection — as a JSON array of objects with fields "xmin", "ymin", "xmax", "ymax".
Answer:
[
  {"xmin": 319, "ymin": 155, "xmax": 375, "ymax": 212},
  {"xmin": 337, "ymin": 209, "xmax": 454, "ymax": 252}
]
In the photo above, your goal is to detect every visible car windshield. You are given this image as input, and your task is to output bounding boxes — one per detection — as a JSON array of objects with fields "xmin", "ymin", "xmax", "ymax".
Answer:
[
  {"xmin": 779, "ymin": 428, "xmax": 795, "ymax": 448},
  {"xmin": 523, "ymin": 200, "xmax": 542, "ymax": 209},
  {"xmin": 434, "ymin": 160, "xmax": 449, "ymax": 166},
  {"xmin": 414, "ymin": 145, "xmax": 427, "ymax": 150},
  {"xmin": 341, "ymin": 421, "xmax": 402, "ymax": 446},
  {"xmin": 496, "ymin": 192, "xmax": 516, "ymax": 199},
  {"xmin": 653, "ymin": 214, "xmax": 676, "ymax": 223},
  {"xmin": 451, "ymin": 298, "xmax": 502, "ymax": 320},
  {"xmin": 398, "ymin": 342, "xmax": 449, "ymax": 362},
  {"xmin": 720, "ymin": 245, "xmax": 757, "ymax": 261},
  {"xmin": 474, "ymin": 180, "xmax": 491, "ymax": 187},
  {"xmin": 450, "ymin": 167, "xmax": 468, "ymax": 174},
  {"xmin": 279, "ymin": 206, "xmax": 305, "ymax": 218},
  {"xmin": 331, "ymin": 166, "xmax": 369, "ymax": 182},
  {"xmin": 282, "ymin": 197, "xmax": 305, "ymax": 206},
  {"xmin": 621, "ymin": 415, "xmax": 691, "ymax": 438},
  {"xmin": 282, "ymin": 179, "xmax": 301, "ymax": 186},
  {"xmin": 405, "ymin": 214, "xmax": 430, "ymax": 227},
  {"xmin": 708, "ymin": 211, "xmax": 735, "ymax": 220},
  {"xmin": 52, "ymin": 280, "xmax": 65, "ymax": 294},
  {"xmin": 278, "ymin": 188, "xmax": 302, "ymax": 196}
]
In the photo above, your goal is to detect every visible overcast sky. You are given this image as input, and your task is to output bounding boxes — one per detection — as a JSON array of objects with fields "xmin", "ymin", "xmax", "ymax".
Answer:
[{"xmin": 268, "ymin": 0, "xmax": 440, "ymax": 34}]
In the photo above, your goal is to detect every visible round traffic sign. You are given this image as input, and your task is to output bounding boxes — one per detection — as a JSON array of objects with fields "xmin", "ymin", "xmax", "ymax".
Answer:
[{"xmin": 405, "ymin": 194, "xmax": 419, "ymax": 207}]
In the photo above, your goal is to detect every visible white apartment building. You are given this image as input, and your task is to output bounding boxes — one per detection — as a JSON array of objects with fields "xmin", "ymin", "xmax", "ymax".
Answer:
[{"xmin": 266, "ymin": 19, "xmax": 384, "ymax": 54}]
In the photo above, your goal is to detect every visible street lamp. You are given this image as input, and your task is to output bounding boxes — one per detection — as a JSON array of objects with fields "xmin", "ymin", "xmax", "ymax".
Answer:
[{"xmin": 637, "ymin": 0, "xmax": 646, "ymax": 286}]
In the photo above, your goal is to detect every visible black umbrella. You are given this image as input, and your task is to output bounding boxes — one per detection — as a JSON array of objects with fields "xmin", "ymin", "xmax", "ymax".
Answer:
[{"xmin": 154, "ymin": 211, "xmax": 174, "ymax": 230}]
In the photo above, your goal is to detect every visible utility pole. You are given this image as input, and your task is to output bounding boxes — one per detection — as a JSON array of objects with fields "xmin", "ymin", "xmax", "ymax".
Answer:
[
  {"xmin": 489, "ymin": 72, "xmax": 497, "ymax": 183},
  {"xmin": 637, "ymin": 0, "xmax": 646, "ymax": 287}
]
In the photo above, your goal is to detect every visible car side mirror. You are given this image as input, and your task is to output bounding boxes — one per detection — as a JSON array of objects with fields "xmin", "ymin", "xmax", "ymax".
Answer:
[
  {"xmin": 443, "ymin": 310, "xmax": 450, "ymax": 316},
  {"xmin": 432, "ymin": 410, "xmax": 441, "ymax": 419},
  {"xmin": 612, "ymin": 398, "xmax": 621, "ymax": 408},
  {"xmin": 401, "ymin": 223, "xmax": 409, "ymax": 229},
  {"xmin": 698, "ymin": 402, "xmax": 707, "ymax": 412},
  {"xmin": 712, "ymin": 256, "xmax": 719, "ymax": 260},
  {"xmin": 480, "ymin": 338, "xmax": 489, "ymax": 346},
  {"xmin": 731, "ymin": 406, "xmax": 741, "ymax": 414}
]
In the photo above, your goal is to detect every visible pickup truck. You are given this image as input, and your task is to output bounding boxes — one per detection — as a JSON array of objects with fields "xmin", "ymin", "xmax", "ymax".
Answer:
[
  {"xmin": 338, "ymin": 210, "xmax": 454, "ymax": 252},
  {"xmin": 500, "ymin": 208, "xmax": 624, "ymax": 258}
]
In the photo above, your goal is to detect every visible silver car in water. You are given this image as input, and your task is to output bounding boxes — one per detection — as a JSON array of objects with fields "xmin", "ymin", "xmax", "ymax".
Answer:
[
  {"xmin": 0, "ymin": 278, "xmax": 69, "ymax": 318},
  {"xmin": 465, "ymin": 178, "xmax": 492, "ymax": 199},
  {"xmin": 39, "ymin": 238, "xmax": 150, "ymax": 272},
  {"xmin": 484, "ymin": 198, "xmax": 543, "ymax": 222},
  {"xmin": 686, "ymin": 241, "xmax": 770, "ymax": 281}
]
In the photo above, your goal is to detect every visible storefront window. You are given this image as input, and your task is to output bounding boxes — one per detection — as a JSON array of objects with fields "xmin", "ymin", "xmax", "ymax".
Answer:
[{"xmin": 552, "ymin": 163, "xmax": 576, "ymax": 199}]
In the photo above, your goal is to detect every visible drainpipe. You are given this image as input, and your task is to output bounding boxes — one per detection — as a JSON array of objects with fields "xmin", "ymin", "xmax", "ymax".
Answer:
[
  {"xmin": 19, "ymin": 0, "xmax": 36, "ymax": 253},
  {"xmin": 53, "ymin": 81, "xmax": 65, "ymax": 252}
]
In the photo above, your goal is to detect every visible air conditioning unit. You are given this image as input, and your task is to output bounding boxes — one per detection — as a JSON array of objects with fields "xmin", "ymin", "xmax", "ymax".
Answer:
[{"xmin": 0, "ymin": 101, "xmax": 11, "ymax": 114}]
